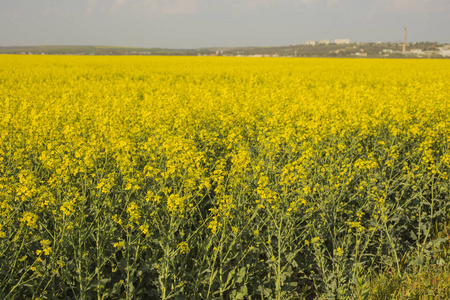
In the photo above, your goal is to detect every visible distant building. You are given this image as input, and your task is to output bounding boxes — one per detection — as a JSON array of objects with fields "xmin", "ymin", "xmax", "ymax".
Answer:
[
  {"xmin": 334, "ymin": 39, "xmax": 350, "ymax": 44},
  {"xmin": 319, "ymin": 40, "xmax": 330, "ymax": 45},
  {"xmin": 410, "ymin": 49, "xmax": 424, "ymax": 55},
  {"xmin": 305, "ymin": 40, "xmax": 316, "ymax": 46},
  {"xmin": 437, "ymin": 46, "xmax": 450, "ymax": 56}
]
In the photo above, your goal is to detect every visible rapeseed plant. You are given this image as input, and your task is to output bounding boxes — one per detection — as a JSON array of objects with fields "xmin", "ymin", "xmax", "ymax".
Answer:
[{"xmin": 0, "ymin": 55, "xmax": 449, "ymax": 299}]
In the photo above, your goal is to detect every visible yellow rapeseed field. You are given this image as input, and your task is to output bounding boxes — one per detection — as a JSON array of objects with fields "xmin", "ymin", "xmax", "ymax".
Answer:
[{"xmin": 1, "ymin": 55, "xmax": 450, "ymax": 299}]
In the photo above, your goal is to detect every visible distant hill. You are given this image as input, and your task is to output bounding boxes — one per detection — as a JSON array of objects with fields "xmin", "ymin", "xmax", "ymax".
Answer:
[
  {"xmin": 0, "ymin": 42, "xmax": 448, "ymax": 58},
  {"xmin": 0, "ymin": 45, "xmax": 210, "ymax": 56}
]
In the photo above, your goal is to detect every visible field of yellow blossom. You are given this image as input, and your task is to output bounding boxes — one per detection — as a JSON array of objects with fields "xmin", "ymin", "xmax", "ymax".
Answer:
[{"xmin": 1, "ymin": 55, "xmax": 450, "ymax": 299}]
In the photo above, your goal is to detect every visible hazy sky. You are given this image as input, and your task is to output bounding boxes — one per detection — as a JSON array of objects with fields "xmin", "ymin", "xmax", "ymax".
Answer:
[{"xmin": 1, "ymin": 0, "xmax": 449, "ymax": 48}]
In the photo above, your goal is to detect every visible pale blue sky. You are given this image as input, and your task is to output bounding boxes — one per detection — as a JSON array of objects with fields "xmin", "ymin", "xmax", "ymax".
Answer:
[{"xmin": 1, "ymin": 0, "xmax": 449, "ymax": 48}]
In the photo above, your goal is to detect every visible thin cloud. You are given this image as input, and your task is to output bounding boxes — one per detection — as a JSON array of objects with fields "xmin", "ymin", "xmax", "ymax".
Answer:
[
  {"xmin": 239, "ymin": 0, "xmax": 317, "ymax": 9},
  {"xmin": 103, "ymin": 0, "xmax": 202, "ymax": 15},
  {"xmin": 227, "ymin": 0, "xmax": 318, "ymax": 13},
  {"xmin": 327, "ymin": 0, "xmax": 341, "ymax": 7},
  {"xmin": 43, "ymin": 6, "xmax": 52, "ymax": 15},
  {"xmin": 111, "ymin": 0, "xmax": 319, "ymax": 15},
  {"xmin": 366, "ymin": 0, "xmax": 450, "ymax": 22},
  {"xmin": 378, "ymin": 0, "xmax": 449, "ymax": 13},
  {"xmin": 161, "ymin": 0, "xmax": 200, "ymax": 15},
  {"xmin": 86, "ymin": 0, "xmax": 100, "ymax": 14},
  {"xmin": 0, "ymin": 10, "xmax": 19, "ymax": 19},
  {"xmin": 111, "ymin": 0, "xmax": 131, "ymax": 13},
  {"xmin": 384, "ymin": 0, "xmax": 431, "ymax": 12}
]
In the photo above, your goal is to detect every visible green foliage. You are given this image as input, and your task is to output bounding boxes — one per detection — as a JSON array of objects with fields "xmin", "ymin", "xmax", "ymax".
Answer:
[{"xmin": 368, "ymin": 264, "xmax": 450, "ymax": 299}]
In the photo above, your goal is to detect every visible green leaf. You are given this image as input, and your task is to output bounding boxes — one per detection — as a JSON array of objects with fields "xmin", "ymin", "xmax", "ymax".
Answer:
[
  {"xmin": 225, "ymin": 269, "xmax": 236, "ymax": 287},
  {"xmin": 431, "ymin": 237, "xmax": 447, "ymax": 247},
  {"xmin": 236, "ymin": 267, "xmax": 246, "ymax": 284},
  {"xmin": 232, "ymin": 285, "xmax": 248, "ymax": 300}
]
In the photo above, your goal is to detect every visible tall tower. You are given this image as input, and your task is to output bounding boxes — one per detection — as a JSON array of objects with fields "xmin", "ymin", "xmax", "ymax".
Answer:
[{"xmin": 403, "ymin": 27, "xmax": 407, "ymax": 53}]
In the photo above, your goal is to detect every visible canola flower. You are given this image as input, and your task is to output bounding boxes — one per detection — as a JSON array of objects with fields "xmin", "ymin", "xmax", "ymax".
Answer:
[{"xmin": 0, "ymin": 55, "xmax": 449, "ymax": 299}]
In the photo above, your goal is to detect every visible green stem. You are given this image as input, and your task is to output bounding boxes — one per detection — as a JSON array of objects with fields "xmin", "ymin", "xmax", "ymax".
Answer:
[{"xmin": 276, "ymin": 216, "xmax": 282, "ymax": 300}]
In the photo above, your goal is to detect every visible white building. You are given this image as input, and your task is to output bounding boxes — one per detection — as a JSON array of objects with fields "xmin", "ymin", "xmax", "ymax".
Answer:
[
  {"xmin": 334, "ymin": 39, "xmax": 350, "ymax": 44},
  {"xmin": 305, "ymin": 40, "xmax": 316, "ymax": 46},
  {"xmin": 319, "ymin": 40, "xmax": 330, "ymax": 45},
  {"xmin": 438, "ymin": 50, "xmax": 450, "ymax": 57},
  {"xmin": 410, "ymin": 49, "xmax": 424, "ymax": 55}
]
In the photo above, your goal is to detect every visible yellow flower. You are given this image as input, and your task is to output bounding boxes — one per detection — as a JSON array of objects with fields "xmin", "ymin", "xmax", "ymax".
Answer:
[
  {"xmin": 20, "ymin": 212, "xmax": 38, "ymax": 229},
  {"xmin": 113, "ymin": 241, "xmax": 126, "ymax": 249},
  {"xmin": 34, "ymin": 240, "xmax": 53, "ymax": 256},
  {"xmin": 311, "ymin": 237, "xmax": 321, "ymax": 244},
  {"xmin": 57, "ymin": 260, "xmax": 65, "ymax": 268},
  {"xmin": 177, "ymin": 242, "xmax": 190, "ymax": 254},
  {"xmin": 139, "ymin": 224, "xmax": 150, "ymax": 236},
  {"xmin": 126, "ymin": 202, "xmax": 141, "ymax": 225}
]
